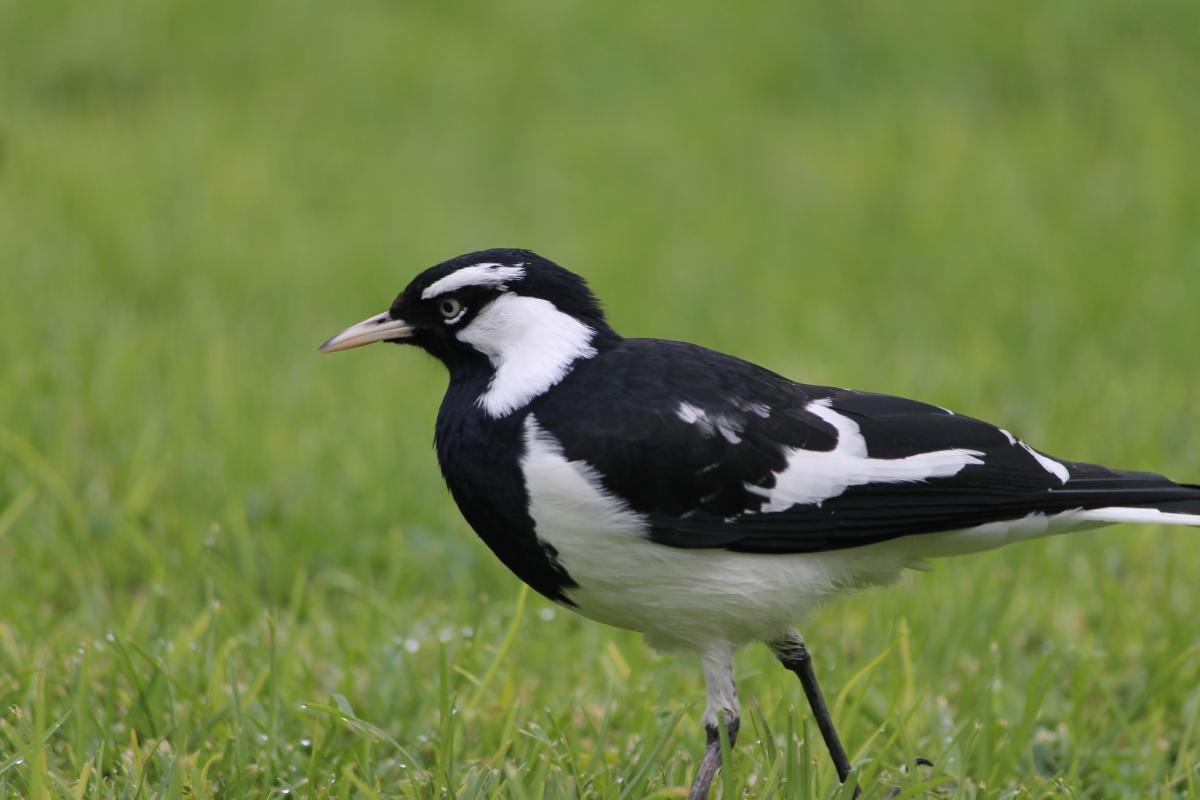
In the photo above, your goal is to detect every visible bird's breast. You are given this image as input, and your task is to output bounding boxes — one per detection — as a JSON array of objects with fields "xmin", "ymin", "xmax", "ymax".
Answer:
[{"xmin": 435, "ymin": 398, "xmax": 579, "ymax": 603}]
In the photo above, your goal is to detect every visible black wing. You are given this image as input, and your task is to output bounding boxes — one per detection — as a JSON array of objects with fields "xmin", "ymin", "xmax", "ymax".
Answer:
[{"xmin": 530, "ymin": 339, "xmax": 1200, "ymax": 553}]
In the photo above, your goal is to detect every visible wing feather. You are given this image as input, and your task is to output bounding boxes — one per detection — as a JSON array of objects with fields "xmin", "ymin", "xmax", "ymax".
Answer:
[{"xmin": 530, "ymin": 339, "xmax": 1200, "ymax": 553}]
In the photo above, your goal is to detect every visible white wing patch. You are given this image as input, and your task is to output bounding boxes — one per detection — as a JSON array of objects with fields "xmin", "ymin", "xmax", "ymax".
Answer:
[
  {"xmin": 421, "ymin": 263, "xmax": 527, "ymax": 299},
  {"xmin": 457, "ymin": 293, "xmax": 597, "ymax": 418},
  {"xmin": 741, "ymin": 401, "xmax": 771, "ymax": 419},
  {"xmin": 677, "ymin": 402, "xmax": 744, "ymax": 444},
  {"xmin": 747, "ymin": 399, "xmax": 985, "ymax": 512},
  {"xmin": 1000, "ymin": 429, "xmax": 1070, "ymax": 484},
  {"xmin": 1019, "ymin": 441, "xmax": 1070, "ymax": 484}
]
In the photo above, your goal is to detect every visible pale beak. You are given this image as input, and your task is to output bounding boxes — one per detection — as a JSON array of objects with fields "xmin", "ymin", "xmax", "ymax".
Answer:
[{"xmin": 319, "ymin": 311, "xmax": 414, "ymax": 353}]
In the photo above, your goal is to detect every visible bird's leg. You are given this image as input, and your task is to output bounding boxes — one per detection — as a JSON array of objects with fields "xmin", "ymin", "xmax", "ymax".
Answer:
[
  {"xmin": 769, "ymin": 630, "xmax": 859, "ymax": 797},
  {"xmin": 687, "ymin": 645, "xmax": 740, "ymax": 800}
]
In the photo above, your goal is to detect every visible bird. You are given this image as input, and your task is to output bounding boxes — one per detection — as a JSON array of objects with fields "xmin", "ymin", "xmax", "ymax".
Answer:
[{"xmin": 320, "ymin": 248, "xmax": 1200, "ymax": 798}]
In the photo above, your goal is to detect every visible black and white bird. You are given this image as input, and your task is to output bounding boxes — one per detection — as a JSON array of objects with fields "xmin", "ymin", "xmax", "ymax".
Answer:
[{"xmin": 320, "ymin": 249, "xmax": 1200, "ymax": 798}]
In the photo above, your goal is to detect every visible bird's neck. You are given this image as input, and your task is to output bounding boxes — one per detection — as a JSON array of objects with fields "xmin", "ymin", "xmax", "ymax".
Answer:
[{"xmin": 454, "ymin": 296, "xmax": 620, "ymax": 419}]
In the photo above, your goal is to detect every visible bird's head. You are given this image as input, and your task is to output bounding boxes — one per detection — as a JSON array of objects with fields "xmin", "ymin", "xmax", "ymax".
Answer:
[{"xmin": 320, "ymin": 249, "xmax": 618, "ymax": 414}]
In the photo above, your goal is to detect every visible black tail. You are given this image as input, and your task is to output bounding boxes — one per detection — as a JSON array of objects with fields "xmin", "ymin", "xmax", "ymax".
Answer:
[{"xmin": 1048, "ymin": 476, "xmax": 1200, "ymax": 527}]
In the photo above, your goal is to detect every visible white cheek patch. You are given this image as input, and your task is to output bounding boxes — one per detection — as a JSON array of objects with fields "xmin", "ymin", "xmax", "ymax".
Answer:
[
  {"xmin": 457, "ymin": 294, "xmax": 597, "ymax": 418},
  {"xmin": 747, "ymin": 399, "xmax": 985, "ymax": 512},
  {"xmin": 422, "ymin": 263, "xmax": 527, "ymax": 299}
]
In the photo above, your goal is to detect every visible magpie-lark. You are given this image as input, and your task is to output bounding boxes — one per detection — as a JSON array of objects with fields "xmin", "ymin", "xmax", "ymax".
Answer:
[{"xmin": 321, "ymin": 248, "xmax": 1200, "ymax": 798}]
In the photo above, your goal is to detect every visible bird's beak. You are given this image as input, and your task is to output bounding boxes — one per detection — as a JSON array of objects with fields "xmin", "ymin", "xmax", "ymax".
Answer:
[{"xmin": 319, "ymin": 311, "xmax": 414, "ymax": 353}]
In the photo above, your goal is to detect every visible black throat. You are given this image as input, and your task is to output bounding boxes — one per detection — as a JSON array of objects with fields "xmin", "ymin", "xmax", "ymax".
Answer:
[{"xmin": 433, "ymin": 355, "xmax": 579, "ymax": 604}]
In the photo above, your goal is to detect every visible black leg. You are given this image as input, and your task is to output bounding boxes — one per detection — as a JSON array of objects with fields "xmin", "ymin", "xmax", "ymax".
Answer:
[
  {"xmin": 770, "ymin": 630, "xmax": 859, "ymax": 797},
  {"xmin": 687, "ymin": 716, "xmax": 740, "ymax": 800},
  {"xmin": 687, "ymin": 646, "xmax": 740, "ymax": 800}
]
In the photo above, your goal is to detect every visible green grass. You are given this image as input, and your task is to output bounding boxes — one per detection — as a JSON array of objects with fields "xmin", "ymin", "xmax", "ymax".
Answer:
[{"xmin": 2, "ymin": 0, "xmax": 1200, "ymax": 796}]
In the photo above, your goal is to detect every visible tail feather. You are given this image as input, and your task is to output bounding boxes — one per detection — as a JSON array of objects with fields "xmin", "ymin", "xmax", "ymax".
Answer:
[
  {"xmin": 1076, "ymin": 506, "xmax": 1200, "ymax": 527},
  {"xmin": 1067, "ymin": 480, "xmax": 1200, "ymax": 527},
  {"xmin": 912, "ymin": 477, "xmax": 1200, "ymax": 560}
]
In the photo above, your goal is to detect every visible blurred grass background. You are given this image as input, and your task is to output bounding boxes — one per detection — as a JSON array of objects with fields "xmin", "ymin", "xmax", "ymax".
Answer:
[{"xmin": 2, "ymin": 0, "xmax": 1199, "ymax": 796}]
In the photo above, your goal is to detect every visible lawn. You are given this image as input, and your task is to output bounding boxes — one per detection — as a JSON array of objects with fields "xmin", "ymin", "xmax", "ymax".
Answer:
[{"xmin": 1, "ymin": 0, "xmax": 1199, "ymax": 796}]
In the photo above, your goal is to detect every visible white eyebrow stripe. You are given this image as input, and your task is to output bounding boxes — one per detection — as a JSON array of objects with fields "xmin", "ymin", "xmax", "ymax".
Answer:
[{"xmin": 421, "ymin": 263, "xmax": 527, "ymax": 299}]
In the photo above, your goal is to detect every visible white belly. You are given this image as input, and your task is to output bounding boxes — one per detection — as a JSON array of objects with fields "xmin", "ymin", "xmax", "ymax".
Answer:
[
  {"xmin": 557, "ymin": 534, "xmax": 915, "ymax": 649},
  {"xmin": 521, "ymin": 416, "xmax": 915, "ymax": 649}
]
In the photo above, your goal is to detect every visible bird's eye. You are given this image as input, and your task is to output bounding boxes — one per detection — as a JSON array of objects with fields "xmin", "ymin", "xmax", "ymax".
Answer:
[{"xmin": 438, "ymin": 297, "xmax": 464, "ymax": 320}]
